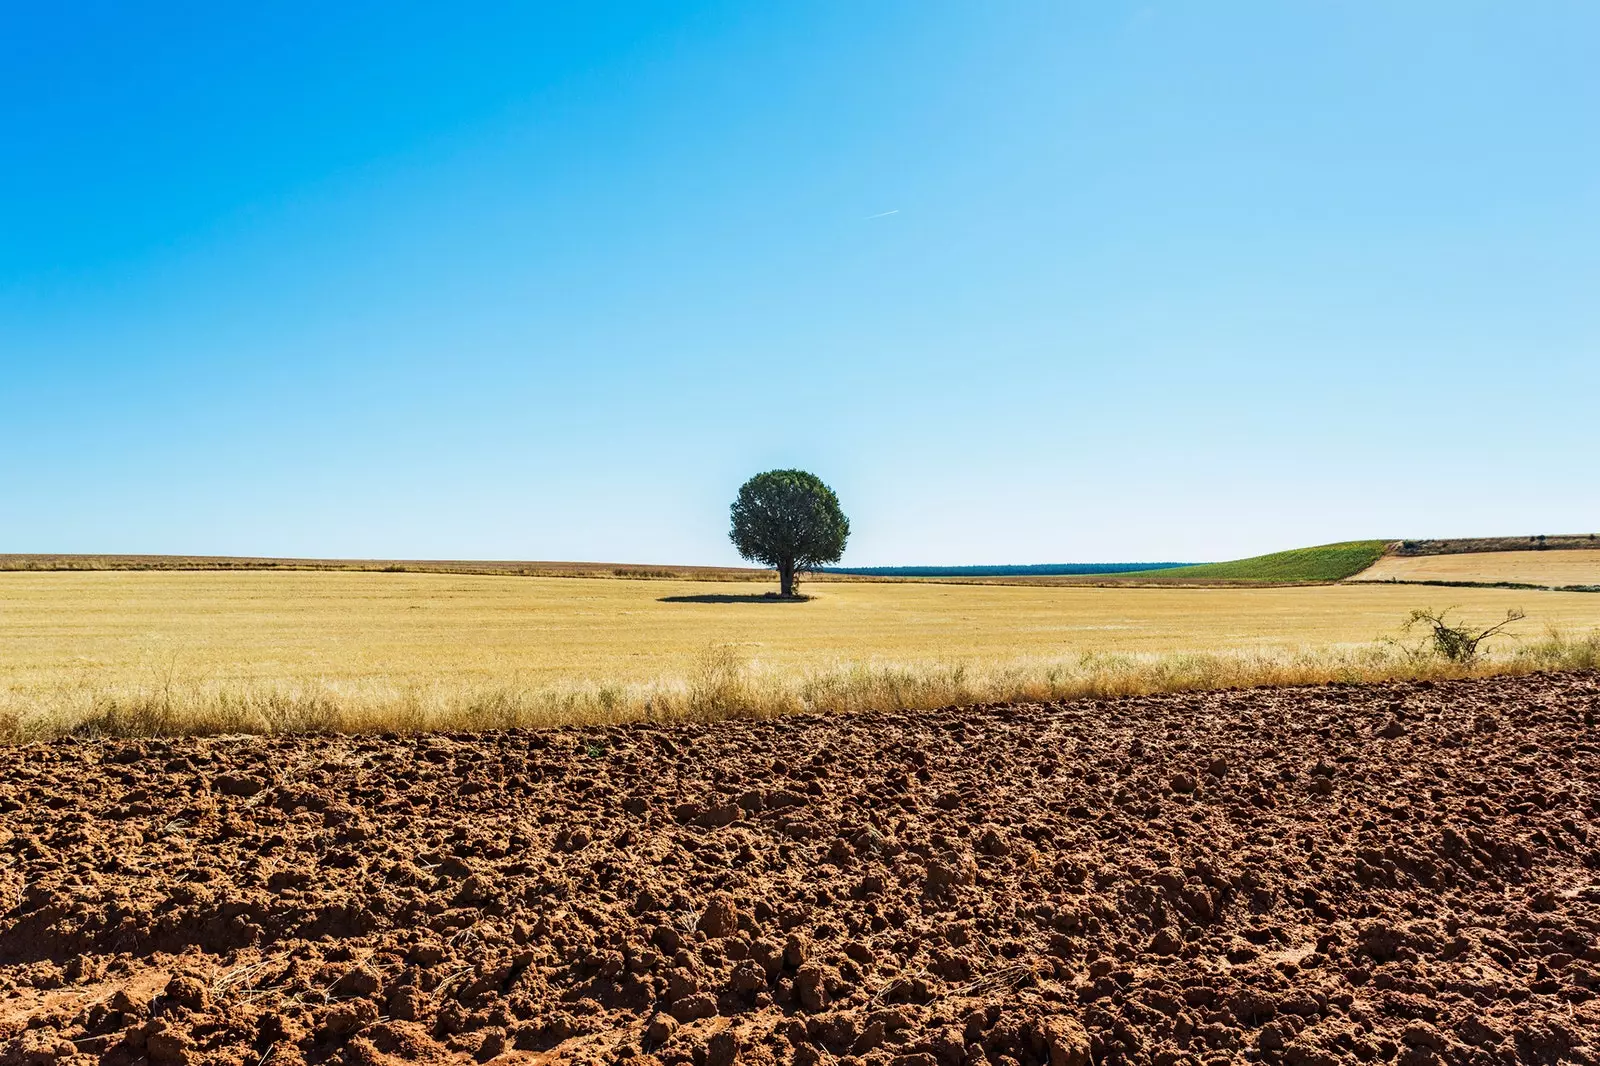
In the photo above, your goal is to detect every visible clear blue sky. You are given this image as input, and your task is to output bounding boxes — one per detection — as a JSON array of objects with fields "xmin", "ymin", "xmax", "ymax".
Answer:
[{"xmin": 3, "ymin": 2, "xmax": 1596, "ymax": 565}]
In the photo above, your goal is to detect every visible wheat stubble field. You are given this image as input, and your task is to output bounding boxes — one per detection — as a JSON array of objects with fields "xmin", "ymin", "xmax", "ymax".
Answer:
[
  {"xmin": 1351, "ymin": 549, "xmax": 1600, "ymax": 588},
  {"xmin": 2, "ymin": 569, "xmax": 1598, "ymax": 738}
]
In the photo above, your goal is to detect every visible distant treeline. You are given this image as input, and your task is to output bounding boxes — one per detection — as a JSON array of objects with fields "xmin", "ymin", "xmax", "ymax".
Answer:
[{"xmin": 822, "ymin": 562, "xmax": 1191, "ymax": 578}]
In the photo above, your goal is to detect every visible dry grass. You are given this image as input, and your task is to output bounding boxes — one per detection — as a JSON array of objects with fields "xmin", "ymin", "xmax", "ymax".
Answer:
[
  {"xmin": 1352, "ymin": 549, "xmax": 1600, "ymax": 588},
  {"xmin": 2, "ymin": 570, "xmax": 1598, "ymax": 739}
]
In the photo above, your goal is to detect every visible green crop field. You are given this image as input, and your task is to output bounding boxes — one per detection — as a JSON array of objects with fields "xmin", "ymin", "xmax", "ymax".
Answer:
[
  {"xmin": 917, "ymin": 540, "xmax": 1395, "ymax": 586},
  {"xmin": 1119, "ymin": 540, "xmax": 1393, "ymax": 583}
]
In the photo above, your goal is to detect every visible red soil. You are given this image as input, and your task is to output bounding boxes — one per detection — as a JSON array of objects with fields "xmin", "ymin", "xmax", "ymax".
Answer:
[{"xmin": 0, "ymin": 672, "xmax": 1597, "ymax": 1065}]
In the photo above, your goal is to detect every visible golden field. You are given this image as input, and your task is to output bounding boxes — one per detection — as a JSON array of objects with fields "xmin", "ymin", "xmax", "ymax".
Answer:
[
  {"xmin": 1, "ymin": 569, "xmax": 1597, "ymax": 738},
  {"xmin": 1351, "ymin": 548, "xmax": 1600, "ymax": 587}
]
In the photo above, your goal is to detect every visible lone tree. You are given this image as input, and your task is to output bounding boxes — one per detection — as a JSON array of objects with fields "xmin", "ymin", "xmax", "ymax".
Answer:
[{"xmin": 729, "ymin": 469, "xmax": 849, "ymax": 597}]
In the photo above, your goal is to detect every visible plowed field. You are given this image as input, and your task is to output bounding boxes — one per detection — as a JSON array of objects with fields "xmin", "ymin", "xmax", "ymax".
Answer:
[{"xmin": 1, "ymin": 672, "xmax": 1597, "ymax": 1066}]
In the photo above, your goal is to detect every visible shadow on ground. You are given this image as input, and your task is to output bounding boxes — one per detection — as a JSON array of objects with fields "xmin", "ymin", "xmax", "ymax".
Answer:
[{"xmin": 657, "ymin": 593, "xmax": 813, "ymax": 604}]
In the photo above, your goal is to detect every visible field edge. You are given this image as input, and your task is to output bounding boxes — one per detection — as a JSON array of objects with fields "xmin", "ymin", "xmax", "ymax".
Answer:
[{"xmin": 8, "ymin": 637, "xmax": 1597, "ymax": 743}]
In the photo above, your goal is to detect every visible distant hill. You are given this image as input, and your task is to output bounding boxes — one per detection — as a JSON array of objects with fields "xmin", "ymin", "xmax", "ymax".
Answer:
[
  {"xmin": 829, "ymin": 537, "xmax": 1600, "ymax": 585},
  {"xmin": 823, "ymin": 562, "xmax": 1189, "ymax": 578},
  {"xmin": 1101, "ymin": 541, "xmax": 1393, "ymax": 584}
]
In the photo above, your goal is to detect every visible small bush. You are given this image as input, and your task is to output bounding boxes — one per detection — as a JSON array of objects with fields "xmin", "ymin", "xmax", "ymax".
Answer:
[{"xmin": 1404, "ymin": 606, "xmax": 1525, "ymax": 664}]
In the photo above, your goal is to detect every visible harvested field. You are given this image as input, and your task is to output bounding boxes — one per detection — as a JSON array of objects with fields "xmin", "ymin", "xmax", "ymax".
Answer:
[
  {"xmin": 1, "ymin": 671, "xmax": 1597, "ymax": 1065},
  {"xmin": 5, "ymin": 570, "xmax": 1600, "ymax": 737},
  {"xmin": 1352, "ymin": 550, "xmax": 1600, "ymax": 590}
]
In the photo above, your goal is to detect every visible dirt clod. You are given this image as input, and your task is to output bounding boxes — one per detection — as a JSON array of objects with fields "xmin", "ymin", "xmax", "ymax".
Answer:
[
  {"xmin": 0, "ymin": 672, "xmax": 1595, "ymax": 1064},
  {"xmin": 698, "ymin": 894, "xmax": 741, "ymax": 939},
  {"xmin": 1042, "ymin": 1016, "xmax": 1092, "ymax": 1066}
]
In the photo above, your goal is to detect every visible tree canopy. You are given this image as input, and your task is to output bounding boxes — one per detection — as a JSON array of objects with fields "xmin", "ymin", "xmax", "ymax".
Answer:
[{"xmin": 729, "ymin": 469, "xmax": 849, "ymax": 597}]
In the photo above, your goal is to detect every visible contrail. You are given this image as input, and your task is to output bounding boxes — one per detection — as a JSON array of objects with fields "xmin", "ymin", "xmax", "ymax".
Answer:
[{"xmin": 865, "ymin": 209, "xmax": 900, "ymax": 220}]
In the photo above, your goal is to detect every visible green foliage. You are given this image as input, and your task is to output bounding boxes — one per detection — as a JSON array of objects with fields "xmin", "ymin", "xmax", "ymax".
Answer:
[
  {"xmin": 1127, "ymin": 541, "xmax": 1391, "ymax": 584},
  {"xmin": 729, "ymin": 469, "xmax": 849, "ymax": 596},
  {"xmin": 1404, "ymin": 606, "xmax": 1525, "ymax": 664}
]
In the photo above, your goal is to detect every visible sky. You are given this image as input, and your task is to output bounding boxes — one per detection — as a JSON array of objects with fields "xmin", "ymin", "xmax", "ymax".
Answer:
[{"xmin": 2, "ymin": 2, "xmax": 1597, "ymax": 566}]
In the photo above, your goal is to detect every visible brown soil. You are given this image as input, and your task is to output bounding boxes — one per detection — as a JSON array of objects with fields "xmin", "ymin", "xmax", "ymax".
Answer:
[
  {"xmin": 1393, "ymin": 537, "xmax": 1600, "ymax": 558},
  {"xmin": 1, "ymin": 673, "xmax": 1597, "ymax": 1066}
]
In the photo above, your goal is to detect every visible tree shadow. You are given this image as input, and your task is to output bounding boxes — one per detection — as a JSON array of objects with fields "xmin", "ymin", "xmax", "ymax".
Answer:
[{"xmin": 657, "ymin": 593, "xmax": 813, "ymax": 604}]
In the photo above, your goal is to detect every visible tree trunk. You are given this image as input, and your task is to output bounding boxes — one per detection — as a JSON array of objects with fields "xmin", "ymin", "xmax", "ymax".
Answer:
[{"xmin": 779, "ymin": 562, "xmax": 795, "ymax": 598}]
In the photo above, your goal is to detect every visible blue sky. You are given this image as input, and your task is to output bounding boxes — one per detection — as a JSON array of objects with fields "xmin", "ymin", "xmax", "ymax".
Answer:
[{"xmin": 3, "ymin": 2, "xmax": 1596, "ymax": 565}]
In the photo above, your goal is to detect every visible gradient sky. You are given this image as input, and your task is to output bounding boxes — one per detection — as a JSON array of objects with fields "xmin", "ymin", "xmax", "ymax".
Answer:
[{"xmin": 3, "ymin": 2, "xmax": 1596, "ymax": 566}]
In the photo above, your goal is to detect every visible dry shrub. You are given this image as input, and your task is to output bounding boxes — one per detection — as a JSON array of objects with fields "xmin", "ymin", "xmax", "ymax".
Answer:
[{"xmin": 686, "ymin": 644, "xmax": 753, "ymax": 718}]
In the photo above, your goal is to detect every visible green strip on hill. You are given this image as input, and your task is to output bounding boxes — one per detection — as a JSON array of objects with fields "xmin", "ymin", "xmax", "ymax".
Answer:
[{"xmin": 1118, "ymin": 540, "xmax": 1392, "ymax": 584}]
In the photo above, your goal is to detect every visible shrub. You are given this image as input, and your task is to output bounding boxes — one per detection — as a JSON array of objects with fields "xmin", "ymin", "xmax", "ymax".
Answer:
[{"xmin": 1404, "ymin": 606, "xmax": 1526, "ymax": 664}]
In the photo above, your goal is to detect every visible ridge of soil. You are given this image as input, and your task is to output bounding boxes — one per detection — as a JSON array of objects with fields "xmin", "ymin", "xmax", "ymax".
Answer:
[
  {"xmin": 0, "ymin": 555, "xmax": 766, "ymax": 582},
  {"xmin": 1392, "ymin": 537, "xmax": 1600, "ymax": 557},
  {"xmin": 0, "ymin": 672, "xmax": 1597, "ymax": 1065}
]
